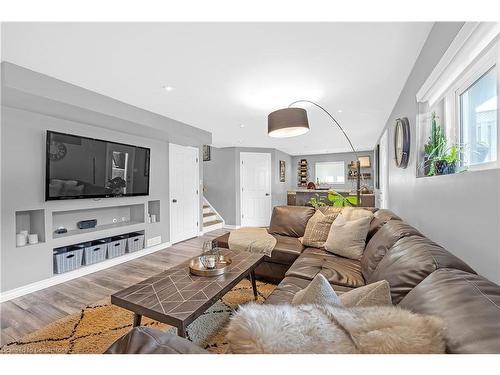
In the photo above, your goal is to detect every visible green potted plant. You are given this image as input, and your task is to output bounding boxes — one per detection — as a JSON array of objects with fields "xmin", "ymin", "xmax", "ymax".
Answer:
[{"xmin": 422, "ymin": 112, "xmax": 447, "ymax": 176}]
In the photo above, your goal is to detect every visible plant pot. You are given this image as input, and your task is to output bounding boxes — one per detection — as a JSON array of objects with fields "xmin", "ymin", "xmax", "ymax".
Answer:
[
  {"xmin": 434, "ymin": 160, "xmax": 448, "ymax": 175},
  {"xmin": 445, "ymin": 162, "xmax": 456, "ymax": 174}
]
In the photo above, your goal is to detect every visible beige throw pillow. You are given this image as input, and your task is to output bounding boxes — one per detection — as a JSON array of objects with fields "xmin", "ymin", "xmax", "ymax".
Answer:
[
  {"xmin": 292, "ymin": 274, "xmax": 341, "ymax": 306},
  {"xmin": 301, "ymin": 210, "xmax": 338, "ymax": 248},
  {"xmin": 324, "ymin": 215, "xmax": 371, "ymax": 259},
  {"xmin": 340, "ymin": 280, "xmax": 392, "ymax": 307},
  {"xmin": 341, "ymin": 206, "xmax": 374, "ymax": 221}
]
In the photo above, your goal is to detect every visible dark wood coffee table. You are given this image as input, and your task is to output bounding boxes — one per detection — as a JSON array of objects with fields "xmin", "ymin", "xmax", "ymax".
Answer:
[{"xmin": 111, "ymin": 249, "xmax": 265, "ymax": 337}]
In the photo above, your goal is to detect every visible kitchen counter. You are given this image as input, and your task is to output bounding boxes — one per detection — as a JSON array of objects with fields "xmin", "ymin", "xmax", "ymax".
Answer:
[{"xmin": 287, "ymin": 189, "xmax": 375, "ymax": 207}]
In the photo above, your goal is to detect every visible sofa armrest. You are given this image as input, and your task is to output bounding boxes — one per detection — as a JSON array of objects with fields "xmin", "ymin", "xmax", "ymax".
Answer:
[{"xmin": 105, "ymin": 327, "xmax": 209, "ymax": 354}]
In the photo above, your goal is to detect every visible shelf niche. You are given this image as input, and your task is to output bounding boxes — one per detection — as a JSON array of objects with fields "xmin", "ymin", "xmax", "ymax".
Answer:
[
  {"xmin": 15, "ymin": 209, "xmax": 46, "ymax": 246},
  {"xmin": 147, "ymin": 200, "xmax": 161, "ymax": 223},
  {"xmin": 52, "ymin": 204, "xmax": 145, "ymax": 239}
]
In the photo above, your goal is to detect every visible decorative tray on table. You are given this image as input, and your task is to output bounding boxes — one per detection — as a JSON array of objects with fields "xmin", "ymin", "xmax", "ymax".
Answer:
[{"xmin": 189, "ymin": 254, "xmax": 232, "ymax": 277}]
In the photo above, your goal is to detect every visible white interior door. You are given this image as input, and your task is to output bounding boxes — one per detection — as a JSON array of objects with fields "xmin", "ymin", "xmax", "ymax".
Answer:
[
  {"xmin": 169, "ymin": 143, "xmax": 200, "ymax": 244},
  {"xmin": 240, "ymin": 152, "xmax": 272, "ymax": 227},
  {"xmin": 378, "ymin": 129, "xmax": 389, "ymax": 209}
]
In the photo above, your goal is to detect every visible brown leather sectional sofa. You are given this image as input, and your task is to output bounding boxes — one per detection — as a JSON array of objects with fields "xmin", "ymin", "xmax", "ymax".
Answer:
[{"xmin": 107, "ymin": 206, "xmax": 500, "ymax": 354}]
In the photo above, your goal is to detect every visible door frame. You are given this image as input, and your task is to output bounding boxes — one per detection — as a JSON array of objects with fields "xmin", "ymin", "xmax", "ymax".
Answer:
[
  {"xmin": 378, "ymin": 129, "xmax": 389, "ymax": 209},
  {"xmin": 239, "ymin": 152, "xmax": 272, "ymax": 227},
  {"xmin": 169, "ymin": 143, "xmax": 200, "ymax": 244}
]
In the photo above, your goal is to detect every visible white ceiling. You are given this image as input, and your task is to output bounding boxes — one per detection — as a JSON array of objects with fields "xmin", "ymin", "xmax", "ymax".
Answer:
[{"xmin": 2, "ymin": 22, "xmax": 433, "ymax": 155}]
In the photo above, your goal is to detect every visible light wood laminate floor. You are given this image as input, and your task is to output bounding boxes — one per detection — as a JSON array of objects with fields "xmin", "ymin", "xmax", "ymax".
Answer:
[{"xmin": 0, "ymin": 229, "xmax": 228, "ymax": 346}]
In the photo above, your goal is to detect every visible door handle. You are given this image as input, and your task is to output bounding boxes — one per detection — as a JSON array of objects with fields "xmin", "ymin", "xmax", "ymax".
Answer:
[
  {"xmin": 265, "ymin": 193, "xmax": 270, "ymax": 196},
  {"xmin": 172, "ymin": 199, "xmax": 177, "ymax": 203}
]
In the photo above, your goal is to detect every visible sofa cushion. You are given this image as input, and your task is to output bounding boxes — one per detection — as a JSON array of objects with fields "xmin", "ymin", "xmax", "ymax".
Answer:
[
  {"xmin": 368, "ymin": 236, "xmax": 476, "ymax": 304},
  {"xmin": 105, "ymin": 326, "xmax": 208, "ymax": 354},
  {"xmin": 213, "ymin": 232, "xmax": 230, "ymax": 248},
  {"xmin": 367, "ymin": 209, "xmax": 402, "ymax": 241},
  {"xmin": 399, "ymin": 268, "xmax": 500, "ymax": 354},
  {"xmin": 268, "ymin": 234, "xmax": 305, "ymax": 265},
  {"xmin": 301, "ymin": 209, "xmax": 339, "ymax": 248},
  {"xmin": 265, "ymin": 276, "xmax": 315, "ymax": 305},
  {"xmin": 269, "ymin": 206, "xmax": 315, "ymax": 238},
  {"xmin": 286, "ymin": 250, "xmax": 365, "ymax": 288},
  {"xmin": 361, "ymin": 220, "xmax": 423, "ymax": 280}
]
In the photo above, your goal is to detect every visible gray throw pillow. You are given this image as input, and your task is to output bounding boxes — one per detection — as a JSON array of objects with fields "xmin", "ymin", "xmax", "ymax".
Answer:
[{"xmin": 292, "ymin": 274, "xmax": 341, "ymax": 306}]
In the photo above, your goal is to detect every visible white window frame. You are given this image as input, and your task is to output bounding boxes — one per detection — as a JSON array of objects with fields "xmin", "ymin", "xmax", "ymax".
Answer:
[
  {"xmin": 416, "ymin": 22, "xmax": 500, "ymax": 175},
  {"xmin": 315, "ymin": 161, "xmax": 346, "ymax": 186},
  {"xmin": 453, "ymin": 53, "xmax": 498, "ymax": 171}
]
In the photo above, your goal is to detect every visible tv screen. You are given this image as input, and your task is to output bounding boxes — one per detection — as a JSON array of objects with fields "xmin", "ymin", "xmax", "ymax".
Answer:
[{"xmin": 46, "ymin": 131, "xmax": 150, "ymax": 200}]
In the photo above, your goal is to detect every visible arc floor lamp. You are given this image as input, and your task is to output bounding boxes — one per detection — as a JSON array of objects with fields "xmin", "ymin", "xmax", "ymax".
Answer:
[{"xmin": 268, "ymin": 100, "xmax": 361, "ymax": 206}]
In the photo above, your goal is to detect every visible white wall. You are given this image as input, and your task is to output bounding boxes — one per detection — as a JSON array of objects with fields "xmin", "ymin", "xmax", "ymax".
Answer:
[
  {"xmin": 1, "ymin": 63, "xmax": 211, "ymax": 292},
  {"xmin": 204, "ymin": 147, "xmax": 292, "ymax": 226},
  {"xmin": 376, "ymin": 22, "xmax": 500, "ymax": 284}
]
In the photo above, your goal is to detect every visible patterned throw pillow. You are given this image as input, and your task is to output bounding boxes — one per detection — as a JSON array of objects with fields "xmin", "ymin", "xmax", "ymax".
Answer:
[{"xmin": 301, "ymin": 209, "xmax": 339, "ymax": 248}]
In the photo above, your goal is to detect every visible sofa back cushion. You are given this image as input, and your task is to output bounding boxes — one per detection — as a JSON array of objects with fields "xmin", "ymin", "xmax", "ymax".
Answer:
[
  {"xmin": 368, "ymin": 236, "xmax": 475, "ymax": 304},
  {"xmin": 366, "ymin": 209, "xmax": 401, "ymax": 241},
  {"xmin": 399, "ymin": 268, "xmax": 500, "ymax": 353},
  {"xmin": 361, "ymin": 220, "xmax": 423, "ymax": 280},
  {"xmin": 269, "ymin": 206, "xmax": 315, "ymax": 238}
]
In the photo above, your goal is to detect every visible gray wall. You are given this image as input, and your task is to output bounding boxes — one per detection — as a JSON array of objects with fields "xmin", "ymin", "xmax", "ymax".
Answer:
[
  {"xmin": 375, "ymin": 22, "xmax": 500, "ymax": 284},
  {"xmin": 203, "ymin": 147, "xmax": 292, "ymax": 226},
  {"xmin": 291, "ymin": 151, "xmax": 374, "ymax": 191},
  {"xmin": 1, "ymin": 63, "xmax": 211, "ymax": 292}
]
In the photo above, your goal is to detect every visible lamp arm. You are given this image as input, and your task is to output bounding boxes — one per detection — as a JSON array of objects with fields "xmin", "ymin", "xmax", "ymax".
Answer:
[
  {"xmin": 288, "ymin": 100, "xmax": 359, "ymax": 159},
  {"xmin": 288, "ymin": 99, "xmax": 363, "ymax": 207}
]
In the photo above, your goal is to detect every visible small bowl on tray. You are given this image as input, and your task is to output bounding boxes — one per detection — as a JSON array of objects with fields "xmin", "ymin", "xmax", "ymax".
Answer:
[{"xmin": 189, "ymin": 255, "xmax": 232, "ymax": 277}]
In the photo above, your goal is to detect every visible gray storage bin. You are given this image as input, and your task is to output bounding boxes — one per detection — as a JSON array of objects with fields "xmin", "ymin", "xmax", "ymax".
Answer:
[
  {"xmin": 53, "ymin": 245, "xmax": 84, "ymax": 274},
  {"xmin": 84, "ymin": 240, "xmax": 108, "ymax": 265},
  {"xmin": 107, "ymin": 235, "xmax": 127, "ymax": 259},
  {"xmin": 127, "ymin": 233, "xmax": 145, "ymax": 253}
]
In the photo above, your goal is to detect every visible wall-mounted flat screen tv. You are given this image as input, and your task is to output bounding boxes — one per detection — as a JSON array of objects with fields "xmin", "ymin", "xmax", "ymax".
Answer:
[{"xmin": 46, "ymin": 131, "xmax": 150, "ymax": 200}]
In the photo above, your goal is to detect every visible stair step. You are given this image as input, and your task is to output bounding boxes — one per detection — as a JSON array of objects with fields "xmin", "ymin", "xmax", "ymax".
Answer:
[
  {"xmin": 203, "ymin": 204, "xmax": 210, "ymax": 209},
  {"xmin": 203, "ymin": 219, "xmax": 223, "ymax": 227},
  {"xmin": 203, "ymin": 212, "xmax": 216, "ymax": 217}
]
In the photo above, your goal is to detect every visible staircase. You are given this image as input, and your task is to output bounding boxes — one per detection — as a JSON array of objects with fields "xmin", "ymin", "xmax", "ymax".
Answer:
[{"xmin": 202, "ymin": 198, "xmax": 224, "ymax": 233}]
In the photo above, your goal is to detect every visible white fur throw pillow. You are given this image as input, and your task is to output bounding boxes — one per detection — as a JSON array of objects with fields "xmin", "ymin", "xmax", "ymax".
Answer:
[
  {"xmin": 226, "ymin": 303, "xmax": 446, "ymax": 354},
  {"xmin": 292, "ymin": 274, "xmax": 341, "ymax": 305},
  {"xmin": 324, "ymin": 215, "xmax": 371, "ymax": 259}
]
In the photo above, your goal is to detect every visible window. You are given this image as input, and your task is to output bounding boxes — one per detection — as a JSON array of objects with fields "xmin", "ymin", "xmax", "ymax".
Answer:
[
  {"xmin": 460, "ymin": 67, "xmax": 497, "ymax": 166},
  {"xmin": 415, "ymin": 23, "xmax": 500, "ymax": 176},
  {"xmin": 315, "ymin": 162, "xmax": 345, "ymax": 185}
]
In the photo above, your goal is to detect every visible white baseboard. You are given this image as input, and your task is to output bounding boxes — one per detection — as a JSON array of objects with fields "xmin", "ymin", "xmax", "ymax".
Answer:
[
  {"xmin": 223, "ymin": 225, "xmax": 241, "ymax": 230},
  {"xmin": 201, "ymin": 222, "xmax": 224, "ymax": 234},
  {"xmin": 0, "ymin": 241, "xmax": 171, "ymax": 303}
]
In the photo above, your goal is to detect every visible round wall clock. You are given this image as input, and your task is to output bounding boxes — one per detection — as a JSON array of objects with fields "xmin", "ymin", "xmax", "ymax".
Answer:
[
  {"xmin": 394, "ymin": 117, "xmax": 410, "ymax": 168},
  {"xmin": 49, "ymin": 141, "xmax": 67, "ymax": 161}
]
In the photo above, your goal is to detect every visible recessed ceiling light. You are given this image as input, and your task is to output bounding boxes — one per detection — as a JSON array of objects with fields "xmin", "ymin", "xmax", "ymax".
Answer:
[
  {"xmin": 240, "ymin": 124, "xmax": 245, "ymax": 128},
  {"xmin": 162, "ymin": 85, "xmax": 174, "ymax": 92},
  {"xmin": 337, "ymin": 109, "xmax": 343, "ymax": 113}
]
